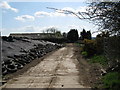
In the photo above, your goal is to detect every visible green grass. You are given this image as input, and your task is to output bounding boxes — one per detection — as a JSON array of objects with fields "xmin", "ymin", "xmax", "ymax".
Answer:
[
  {"xmin": 102, "ymin": 72, "xmax": 120, "ymax": 89},
  {"xmin": 89, "ymin": 55, "xmax": 108, "ymax": 66},
  {"xmin": 89, "ymin": 55, "xmax": 120, "ymax": 89},
  {"xmin": 75, "ymin": 43, "xmax": 84, "ymax": 47}
]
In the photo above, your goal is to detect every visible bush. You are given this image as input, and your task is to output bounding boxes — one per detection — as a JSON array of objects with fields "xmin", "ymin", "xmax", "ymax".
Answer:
[
  {"xmin": 2, "ymin": 36, "xmax": 14, "ymax": 42},
  {"xmin": 83, "ymin": 39, "xmax": 96, "ymax": 57},
  {"xmin": 89, "ymin": 55, "xmax": 108, "ymax": 66},
  {"xmin": 82, "ymin": 38, "xmax": 104, "ymax": 57},
  {"xmin": 102, "ymin": 72, "xmax": 120, "ymax": 89},
  {"xmin": 39, "ymin": 38, "xmax": 68, "ymax": 44}
]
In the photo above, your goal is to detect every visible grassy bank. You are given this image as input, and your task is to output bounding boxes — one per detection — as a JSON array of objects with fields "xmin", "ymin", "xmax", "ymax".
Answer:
[
  {"xmin": 89, "ymin": 55, "xmax": 120, "ymax": 89},
  {"xmin": 89, "ymin": 55, "xmax": 108, "ymax": 66},
  {"xmin": 102, "ymin": 72, "xmax": 120, "ymax": 89}
]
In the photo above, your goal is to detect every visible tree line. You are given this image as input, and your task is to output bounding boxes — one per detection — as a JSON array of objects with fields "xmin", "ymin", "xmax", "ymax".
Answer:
[
  {"xmin": 66, "ymin": 28, "xmax": 92, "ymax": 42},
  {"xmin": 42, "ymin": 27, "xmax": 92, "ymax": 43}
]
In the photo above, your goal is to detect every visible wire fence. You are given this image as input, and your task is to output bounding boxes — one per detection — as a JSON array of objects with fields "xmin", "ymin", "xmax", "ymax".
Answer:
[{"xmin": 104, "ymin": 36, "xmax": 120, "ymax": 62}]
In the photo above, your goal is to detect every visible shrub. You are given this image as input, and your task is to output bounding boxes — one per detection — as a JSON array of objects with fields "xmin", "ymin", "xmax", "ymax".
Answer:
[
  {"xmin": 102, "ymin": 72, "xmax": 120, "ymax": 89},
  {"xmin": 82, "ymin": 38, "xmax": 104, "ymax": 57},
  {"xmin": 83, "ymin": 39, "xmax": 96, "ymax": 57},
  {"xmin": 2, "ymin": 36, "xmax": 14, "ymax": 42},
  {"xmin": 89, "ymin": 55, "xmax": 108, "ymax": 66},
  {"xmin": 41, "ymin": 38, "xmax": 68, "ymax": 44}
]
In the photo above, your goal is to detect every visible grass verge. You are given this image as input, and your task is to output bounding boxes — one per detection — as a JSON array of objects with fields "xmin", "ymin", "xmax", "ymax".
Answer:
[
  {"xmin": 102, "ymin": 72, "xmax": 120, "ymax": 90},
  {"xmin": 89, "ymin": 55, "xmax": 108, "ymax": 66}
]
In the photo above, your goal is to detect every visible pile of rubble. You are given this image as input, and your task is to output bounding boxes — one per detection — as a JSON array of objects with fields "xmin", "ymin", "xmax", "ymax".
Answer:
[{"xmin": 2, "ymin": 36, "xmax": 62, "ymax": 75}]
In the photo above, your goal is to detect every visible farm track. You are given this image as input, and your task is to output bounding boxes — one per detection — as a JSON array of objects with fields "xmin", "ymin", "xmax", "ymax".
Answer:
[{"xmin": 2, "ymin": 44, "xmax": 95, "ymax": 89}]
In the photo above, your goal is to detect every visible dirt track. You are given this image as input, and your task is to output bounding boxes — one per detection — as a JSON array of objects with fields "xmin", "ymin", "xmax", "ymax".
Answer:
[{"xmin": 2, "ymin": 44, "xmax": 93, "ymax": 88}]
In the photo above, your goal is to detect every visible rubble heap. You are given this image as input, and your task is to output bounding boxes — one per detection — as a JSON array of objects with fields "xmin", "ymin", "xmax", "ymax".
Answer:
[{"xmin": 2, "ymin": 36, "xmax": 62, "ymax": 75}]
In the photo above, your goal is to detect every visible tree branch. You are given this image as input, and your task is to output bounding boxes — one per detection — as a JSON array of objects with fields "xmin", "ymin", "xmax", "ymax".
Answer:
[{"xmin": 47, "ymin": 7, "xmax": 90, "ymax": 19}]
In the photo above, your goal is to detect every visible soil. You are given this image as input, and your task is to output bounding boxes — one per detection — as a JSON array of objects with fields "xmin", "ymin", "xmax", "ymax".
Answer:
[{"xmin": 74, "ymin": 44, "xmax": 102, "ymax": 87}]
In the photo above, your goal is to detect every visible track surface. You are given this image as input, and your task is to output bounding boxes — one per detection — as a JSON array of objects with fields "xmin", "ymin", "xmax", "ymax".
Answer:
[{"xmin": 3, "ymin": 45, "xmax": 88, "ymax": 88}]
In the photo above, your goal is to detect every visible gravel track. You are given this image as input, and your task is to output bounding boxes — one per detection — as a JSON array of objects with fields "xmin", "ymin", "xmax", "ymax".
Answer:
[{"xmin": 2, "ymin": 45, "xmax": 89, "ymax": 89}]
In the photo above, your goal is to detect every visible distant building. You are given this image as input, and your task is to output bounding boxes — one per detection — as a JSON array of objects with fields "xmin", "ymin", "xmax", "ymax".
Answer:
[{"xmin": 10, "ymin": 33, "xmax": 57, "ymax": 39}]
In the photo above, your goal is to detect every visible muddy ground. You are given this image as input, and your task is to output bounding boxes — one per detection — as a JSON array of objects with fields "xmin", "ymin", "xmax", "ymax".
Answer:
[
  {"xmin": 1, "ymin": 43, "xmax": 102, "ymax": 89},
  {"xmin": 74, "ymin": 44, "xmax": 102, "ymax": 87}
]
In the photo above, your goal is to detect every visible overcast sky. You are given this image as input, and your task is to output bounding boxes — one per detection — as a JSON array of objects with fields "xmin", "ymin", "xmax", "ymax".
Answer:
[{"xmin": 0, "ymin": 0, "xmax": 99, "ymax": 36}]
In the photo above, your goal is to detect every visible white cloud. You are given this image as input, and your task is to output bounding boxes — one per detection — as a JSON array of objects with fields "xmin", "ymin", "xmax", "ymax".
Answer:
[
  {"xmin": 62, "ymin": 7, "xmax": 76, "ymax": 12},
  {"xmin": 55, "ymin": 6, "xmax": 88, "ymax": 14},
  {"xmin": 15, "ymin": 15, "xmax": 35, "ymax": 22},
  {"xmin": 62, "ymin": 6, "xmax": 89, "ymax": 18},
  {"xmin": 34, "ymin": 11, "xmax": 50, "ymax": 17},
  {"xmin": 0, "ymin": 1, "xmax": 18, "ymax": 13},
  {"xmin": 34, "ymin": 11, "xmax": 66, "ymax": 17},
  {"xmin": 52, "ymin": 12, "xmax": 66, "ymax": 17},
  {"xmin": 33, "ymin": 25, "xmax": 59, "ymax": 32},
  {"xmin": 62, "ymin": 6, "xmax": 88, "ymax": 17},
  {"xmin": 34, "ymin": 6, "xmax": 88, "ymax": 18},
  {"xmin": 14, "ymin": 6, "xmax": 86, "ymax": 22},
  {"xmin": 76, "ymin": 6, "xmax": 88, "ymax": 12}
]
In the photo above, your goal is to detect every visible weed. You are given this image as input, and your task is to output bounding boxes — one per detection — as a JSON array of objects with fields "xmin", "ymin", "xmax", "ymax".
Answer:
[
  {"xmin": 81, "ymin": 51, "xmax": 88, "ymax": 57},
  {"xmin": 102, "ymin": 72, "xmax": 120, "ymax": 90}
]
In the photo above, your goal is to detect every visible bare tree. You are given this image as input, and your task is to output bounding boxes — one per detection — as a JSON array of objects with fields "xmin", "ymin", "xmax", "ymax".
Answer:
[
  {"xmin": 87, "ymin": 2, "xmax": 120, "ymax": 35},
  {"xmin": 47, "ymin": 7, "xmax": 89, "ymax": 19},
  {"xmin": 43, "ymin": 27, "xmax": 58, "ymax": 34},
  {"xmin": 47, "ymin": 1, "xmax": 120, "ymax": 36}
]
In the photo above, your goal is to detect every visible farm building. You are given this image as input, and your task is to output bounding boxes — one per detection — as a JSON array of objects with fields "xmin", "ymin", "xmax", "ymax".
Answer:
[{"xmin": 9, "ymin": 33, "xmax": 57, "ymax": 39}]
